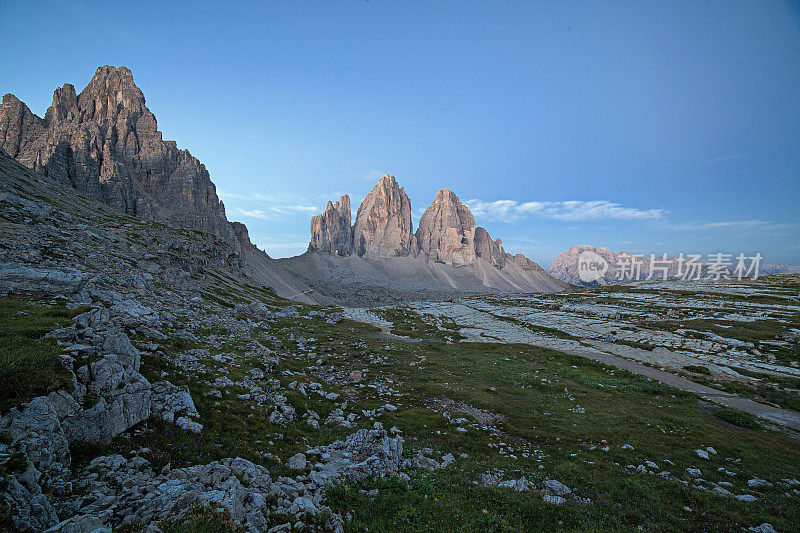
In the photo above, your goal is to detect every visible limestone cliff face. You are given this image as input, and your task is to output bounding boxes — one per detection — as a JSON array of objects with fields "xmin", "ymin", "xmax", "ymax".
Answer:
[
  {"xmin": 351, "ymin": 175, "xmax": 415, "ymax": 259},
  {"xmin": 0, "ymin": 66, "xmax": 236, "ymax": 245},
  {"xmin": 309, "ymin": 195, "xmax": 352, "ymax": 256},
  {"xmin": 416, "ymin": 188, "xmax": 477, "ymax": 266},
  {"xmin": 474, "ymin": 227, "xmax": 506, "ymax": 268}
]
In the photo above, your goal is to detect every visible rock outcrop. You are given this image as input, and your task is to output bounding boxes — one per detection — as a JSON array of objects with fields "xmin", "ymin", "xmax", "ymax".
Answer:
[
  {"xmin": 416, "ymin": 188, "xmax": 476, "ymax": 266},
  {"xmin": 0, "ymin": 264, "xmax": 94, "ymax": 296},
  {"xmin": 309, "ymin": 195, "xmax": 352, "ymax": 256},
  {"xmin": 0, "ymin": 67, "xmax": 318, "ymax": 303},
  {"xmin": 352, "ymin": 174, "xmax": 415, "ymax": 259},
  {"xmin": 474, "ymin": 227, "xmax": 506, "ymax": 268},
  {"xmin": 0, "ymin": 66, "xmax": 236, "ymax": 244}
]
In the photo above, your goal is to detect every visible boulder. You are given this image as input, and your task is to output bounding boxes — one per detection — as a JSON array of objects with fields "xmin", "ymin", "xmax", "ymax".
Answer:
[
  {"xmin": 286, "ymin": 453, "xmax": 307, "ymax": 470},
  {"xmin": 234, "ymin": 300, "xmax": 271, "ymax": 318},
  {"xmin": 101, "ymin": 331, "xmax": 141, "ymax": 370},
  {"xmin": 0, "ymin": 397, "xmax": 71, "ymax": 486},
  {"xmin": 0, "ymin": 264, "xmax": 92, "ymax": 296},
  {"xmin": 338, "ymin": 429, "xmax": 403, "ymax": 481},
  {"xmin": 543, "ymin": 479, "xmax": 572, "ymax": 496},
  {"xmin": 273, "ymin": 305, "xmax": 300, "ymax": 319},
  {"xmin": 65, "ymin": 356, "xmax": 151, "ymax": 443},
  {"xmin": 150, "ymin": 381, "xmax": 199, "ymax": 424}
]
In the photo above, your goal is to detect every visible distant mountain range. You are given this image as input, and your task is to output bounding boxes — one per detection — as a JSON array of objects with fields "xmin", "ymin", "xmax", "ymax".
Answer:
[
  {"xmin": 278, "ymin": 176, "xmax": 567, "ymax": 305},
  {"xmin": 0, "ymin": 66, "xmax": 566, "ymax": 305},
  {"xmin": 3, "ymin": 66, "xmax": 791, "ymax": 304},
  {"xmin": 545, "ymin": 244, "xmax": 795, "ymax": 285}
]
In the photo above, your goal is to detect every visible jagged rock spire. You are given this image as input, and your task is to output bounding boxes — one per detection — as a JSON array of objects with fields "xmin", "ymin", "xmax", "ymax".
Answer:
[
  {"xmin": 0, "ymin": 66, "xmax": 236, "ymax": 245},
  {"xmin": 309, "ymin": 195, "xmax": 352, "ymax": 255},
  {"xmin": 474, "ymin": 227, "xmax": 506, "ymax": 268},
  {"xmin": 351, "ymin": 174, "xmax": 416, "ymax": 259}
]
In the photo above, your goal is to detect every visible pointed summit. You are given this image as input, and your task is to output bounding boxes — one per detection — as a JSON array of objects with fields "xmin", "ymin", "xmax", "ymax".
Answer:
[
  {"xmin": 352, "ymin": 174, "xmax": 416, "ymax": 259},
  {"xmin": 76, "ymin": 65, "xmax": 147, "ymax": 124},
  {"xmin": 0, "ymin": 66, "xmax": 234, "ymax": 243},
  {"xmin": 474, "ymin": 227, "xmax": 506, "ymax": 268},
  {"xmin": 416, "ymin": 188, "xmax": 477, "ymax": 266},
  {"xmin": 0, "ymin": 94, "xmax": 45, "ymax": 163},
  {"xmin": 45, "ymin": 84, "xmax": 78, "ymax": 123}
]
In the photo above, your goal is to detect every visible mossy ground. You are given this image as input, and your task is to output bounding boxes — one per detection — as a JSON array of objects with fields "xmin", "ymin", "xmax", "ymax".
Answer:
[
  {"xmin": 0, "ymin": 296, "xmax": 88, "ymax": 411},
  {"xmin": 58, "ymin": 293, "xmax": 800, "ymax": 532},
  {"xmin": 4, "ymin": 274, "xmax": 798, "ymax": 531}
]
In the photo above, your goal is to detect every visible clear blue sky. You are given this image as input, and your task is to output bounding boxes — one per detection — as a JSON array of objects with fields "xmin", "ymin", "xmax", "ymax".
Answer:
[{"xmin": 2, "ymin": 0, "xmax": 799, "ymax": 264}]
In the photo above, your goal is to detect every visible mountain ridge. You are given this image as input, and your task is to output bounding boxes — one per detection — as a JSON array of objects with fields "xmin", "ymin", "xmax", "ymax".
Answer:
[
  {"xmin": 1, "ymin": 66, "xmax": 567, "ymax": 304},
  {"xmin": 0, "ymin": 66, "xmax": 317, "ymax": 303},
  {"xmin": 1, "ymin": 66, "xmax": 240, "ymax": 249}
]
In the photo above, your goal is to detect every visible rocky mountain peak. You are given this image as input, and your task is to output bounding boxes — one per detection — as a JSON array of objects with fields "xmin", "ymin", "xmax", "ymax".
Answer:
[
  {"xmin": 377, "ymin": 173, "xmax": 398, "ymax": 186},
  {"xmin": 78, "ymin": 65, "xmax": 151, "ymax": 124},
  {"xmin": 416, "ymin": 187, "xmax": 476, "ymax": 265},
  {"xmin": 2, "ymin": 93, "xmax": 24, "ymax": 108},
  {"xmin": 308, "ymin": 178, "xmax": 550, "ymax": 278},
  {"xmin": 0, "ymin": 66, "xmax": 237, "ymax": 246},
  {"xmin": 352, "ymin": 174, "xmax": 415, "ymax": 259},
  {"xmin": 309, "ymin": 194, "xmax": 352, "ymax": 256},
  {"xmin": 46, "ymin": 84, "xmax": 79, "ymax": 123}
]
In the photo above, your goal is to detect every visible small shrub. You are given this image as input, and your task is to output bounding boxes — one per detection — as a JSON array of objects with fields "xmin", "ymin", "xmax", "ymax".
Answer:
[
  {"xmin": 715, "ymin": 407, "xmax": 762, "ymax": 430},
  {"xmin": 158, "ymin": 504, "xmax": 239, "ymax": 533},
  {"xmin": 683, "ymin": 365, "xmax": 712, "ymax": 375}
]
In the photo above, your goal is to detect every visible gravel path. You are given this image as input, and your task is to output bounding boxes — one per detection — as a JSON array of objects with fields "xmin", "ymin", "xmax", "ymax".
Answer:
[{"xmin": 562, "ymin": 345, "xmax": 800, "ymax": 432}]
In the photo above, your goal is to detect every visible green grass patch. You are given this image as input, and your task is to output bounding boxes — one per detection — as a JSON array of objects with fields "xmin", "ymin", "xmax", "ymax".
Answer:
[
  {"xmin": 157, "ymin": 505, "xmax": 239, "ymax": 533},
  {"xmin": 616, "ymin": 339, "xmax": 657, "ymax": 351},
  {"xmin": 714, "ymin": 407, "xmax": 762, "ymax": 430},
  {"xmin": 683, "ymin": 365, "xmax": 712, "ymax": 375},
  {"xmin": 0, "ymin": 296, "xmax": 79, "ymax": 411}
]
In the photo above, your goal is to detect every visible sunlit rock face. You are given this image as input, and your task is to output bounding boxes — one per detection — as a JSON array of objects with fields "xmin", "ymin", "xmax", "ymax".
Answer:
[
  {"xmin": 0, "ymin": 65, "xmax": 237, "ymax": 244},
  {"xmin": 309, "ymin": 195, "xmax": 352, "ymax": 256},
  {"xmin": 416, "ymin": 188, "xmax": 476, "ymax": 266},
  {"xmin": 352, "ymin": 174, "xmax": 416, "ymax": 259},
  {"xmin": 474, "ymin": 226, "xmax": 506, "ymax": 268}
]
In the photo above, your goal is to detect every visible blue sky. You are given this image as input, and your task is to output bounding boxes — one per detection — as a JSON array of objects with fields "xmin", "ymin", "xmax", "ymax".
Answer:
[{"xmin": 2, "ymin": 0, "xmax": 799, "ymax": 264}]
